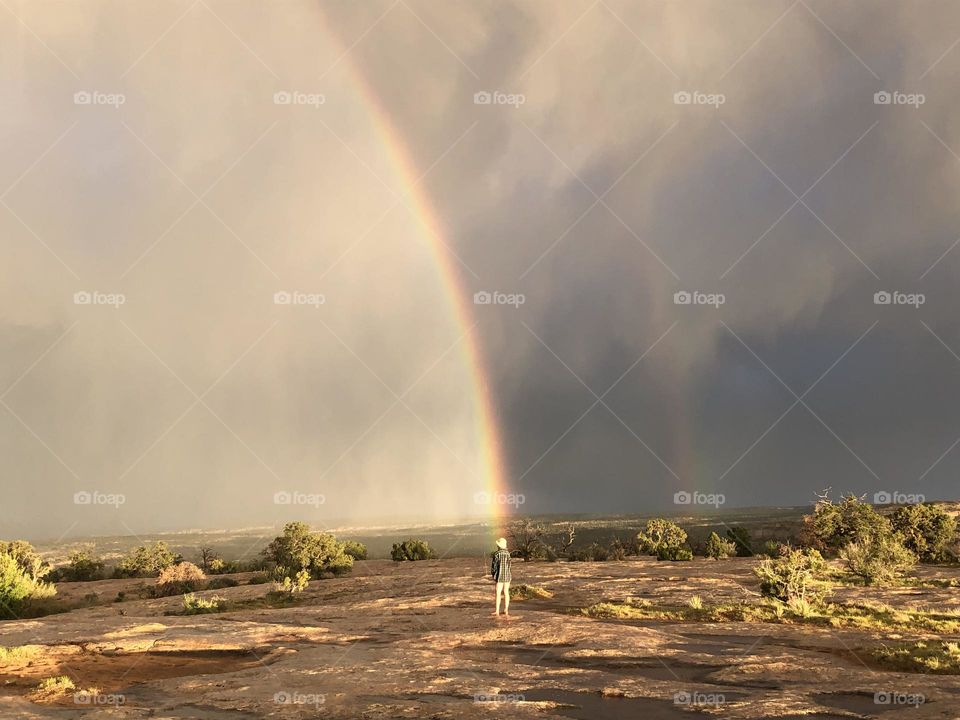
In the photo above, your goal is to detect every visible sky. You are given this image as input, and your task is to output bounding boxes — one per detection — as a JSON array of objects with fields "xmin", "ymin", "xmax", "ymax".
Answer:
[{"xmin": 2, "ymin": 0, "xmax": 960, "ymax": 540}]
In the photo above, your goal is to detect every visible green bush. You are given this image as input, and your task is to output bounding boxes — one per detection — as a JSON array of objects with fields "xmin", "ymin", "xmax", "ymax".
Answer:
[
  {"xmin": 839, "ymin": 534, "xmax": 916, "ymax": 585},
  {"xmin": 804, "ymin": 492, "xmax": 890, "ymax": 553},
  {"xmin": 114, "ymin": 542, "xmax": 176, "ymax": 578},
  {"xmin": 57, "ymin": 550, "xmax": 105, "ymax": 582},
  {"xmin": 35, "ymin": 675, "xmax": 74, "ymax": 695},
  {"xmin": 725, "ymin": 526, "xmax": 754, "ymax": 556},
  {"xmin": 155, "ymin": 562, "xmax": 206, "ymax": 597},
  {"xmin": 607, "ymin": 538, "xmax": 628, "ymax": 560},
  {"xmin": 198, "ymin": 547, "xmax": 222, "ymax": 573},
  {"xmin": 274, "ymin": 569, "xmax": 310, "ymax": 595},
  {"xmin": 760, "ymin": 540, "xmax": 783, "ymax": 557},
  {"xmin": 569, "ymin": 543, "xmax": 610, "ymax": 562},
  {"xmin": 262, "ymin": 522, "xmax": 353, "ymax": 577},
  {"xmin": 891, "ymin": 503, "xmax": 957, "ymax": 563},
  {"xmin": 181, "ymin": 593, "xmax": 226, "ymax": 615},
  {"xmin": 705, "ymin": 532, "xmax": 737, "ymax": 559},
  {"xmin": 636, "ymin": 519, "xmax": 687, "ymax": 556},
  {"xmin": 207, "ymin": 576, "xmax": 239, "ymax": 589},
  {"xmin": 754, "ymin": 547, "xmax": 829, "ymax": 604},
  {"xmin": 0, "ymin": 541, "xmax": 50, "ymax": 582},
  {"xmin": 0, "ymin": 550, "xmax": 56, "ymax": 619},
  {"xmin": 341, "ymin": 540, "xmax": 367, "ymax": 561},
  {"xmin": 390, "ymin": 539, "xmax": 435, "ymax": 561},
  {"xmin": 206, "ymin": 558, "xmax": 247, "ymax": 574},
  {"xmin": 656, "ymin": 545, "xmax": 693, "ymax": 561}
]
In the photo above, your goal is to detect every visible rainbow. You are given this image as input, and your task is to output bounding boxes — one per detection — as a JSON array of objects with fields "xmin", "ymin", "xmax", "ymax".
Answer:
[{"xmin": 327, "ymin": 24, "xmax": 509, "ymax": 524}]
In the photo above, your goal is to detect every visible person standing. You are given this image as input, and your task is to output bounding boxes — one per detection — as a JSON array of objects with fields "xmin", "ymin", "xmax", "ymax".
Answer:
[{"xmin": 490, "ymin": 537, "xmax": 512, "ymax": 617}]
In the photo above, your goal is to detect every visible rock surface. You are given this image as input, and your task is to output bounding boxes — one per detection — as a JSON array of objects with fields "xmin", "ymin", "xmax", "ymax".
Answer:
[{"xmin": 1, "ymin": 557, "xmax": 957, "ymax": 718}]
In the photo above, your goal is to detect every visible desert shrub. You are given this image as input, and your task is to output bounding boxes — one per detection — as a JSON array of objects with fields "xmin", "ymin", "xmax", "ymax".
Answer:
[
  {"xmin": 607, "ymin": 537, "xmax": 628, "ymax": 561},
  {"xmin": 56, "ymin": 550, "xmax": 105, "ymax": 582},
  {"xmin": 804, "ymin": 491, "xmax": 890, "ymax": 553},
  {"xmin": 754, "ymin": 547, "xmax": 829, "ymax": 604},
  {"xmin": 506, "ymin": 519, "xmax": 546, "ymax": 561},
  {"xmin": 197, "ymin": 547, "xmax": 223, "ymax": 573},
  {"xmin": 548, "ymin": 525, "xmax": 577, "ymax": 558},
  {"xmin": 208, "ymin": 558, "xmax": 246, "ymax": 574},
  {"xmin": 207, "ymin": 576, "xmax": 239, "ymax": 589},
  {"xmin": 390, "ymin": 539, "xmax": 435, "ymax": 561},
  {"xmin": 839, "ymin": 534, "xmax": 916, "ymax": 585},
  {"xmin": 0, "ymin": 550, "xmax": 56, "ymax": 619},
  {"xmin": 656, "ymin": 545, "xmax": 693, "ymax": 561},
  {"xmin": 341, "ymin": 540, "xmax": 367, "ymax": 560},
  {"xmin": 688, "ymin": 595, "xmax": 704, "ymax": 610},
  {"xmin": 35, "ymin": 675, "xmax": 74, "ymax": 695},
  {"xmin": 262, "ymin": 522, "xmax": 354, "ymax": 577},
  {"xmin": 0, "ymin": 541, "xmax": 50, "ymax": 581},
  {"xmin": 872, "ymin": 641, "xmax": 960, "ymax": 674},
  {"xmin": 155, "ymin": 562, "xmax": 206, "ymax": 596},
  {"xmin": 725, "ymin": 526, "xmax": 754, "ymax": 556},
  {"xmin": 891, "ymin": 503, "xmax": 957, "ymax": 563},
  {"xmin": 636, "ymin": 519, "xmax": 687, "ymax": 556},
  {"xmin": 273, "ymin": 569, "xmax": 310, "ymax": 595},
  {"xmin": 181, "ymin": 593, "xmax": 226, "ymax": 615},
  {"xmin": 510, "ymin": 584, "xmax": 553, "ymax": 600},
  {"xmin": 237, "ymin": 558, "xmax": 269, "ymax": 572},
  {"xmin": 247, "ymin": 573, "xmax": 270, "ymax": 585},
  {"xmin": 0, "ymin": 645, "xmax": 38, "ymax": 662},
  {"xmin": 760, "ymin": 540, "xmax": 783, "ymax": 557},
  {"xmin": 569, "ymin": 543, "xmax": 610, "ymax": 562},
  {"xmin": 705, "ymin": 532, "xmax": 737, "ymax": 559},
  {"xmin": 114, "ymin": 542, "xmax": 175, "ymax": 578},
  {"xmin": 786, "ymin": 595, "xmax": 818, "ymax": 618}
]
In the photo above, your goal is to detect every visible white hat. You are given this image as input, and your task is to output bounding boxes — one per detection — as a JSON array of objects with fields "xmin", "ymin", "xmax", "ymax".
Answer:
[{"xmin": 496, "ymin": 537, "xmax": 507, "ymax": 549}]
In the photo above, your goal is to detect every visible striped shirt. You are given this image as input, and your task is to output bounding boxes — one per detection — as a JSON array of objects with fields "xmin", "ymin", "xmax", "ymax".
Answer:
[{"xmin": 490, "ymin": 548, "xmax": 512, "ymax": 583}]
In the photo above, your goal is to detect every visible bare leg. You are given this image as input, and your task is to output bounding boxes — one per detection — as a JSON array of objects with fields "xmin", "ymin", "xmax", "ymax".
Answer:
[
  {"xmin": 503, "ymin": 581, "xmax": 510, "ymax": 615},
  {"xmin": 495, "ymin": 581, "xmax": 504, "ymax": 615}
]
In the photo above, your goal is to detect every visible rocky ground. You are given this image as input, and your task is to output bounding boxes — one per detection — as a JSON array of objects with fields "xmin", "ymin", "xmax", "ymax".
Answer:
[{"xmin": 1, "ymin": 557, "xmax": 958, "ymax": 719}]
